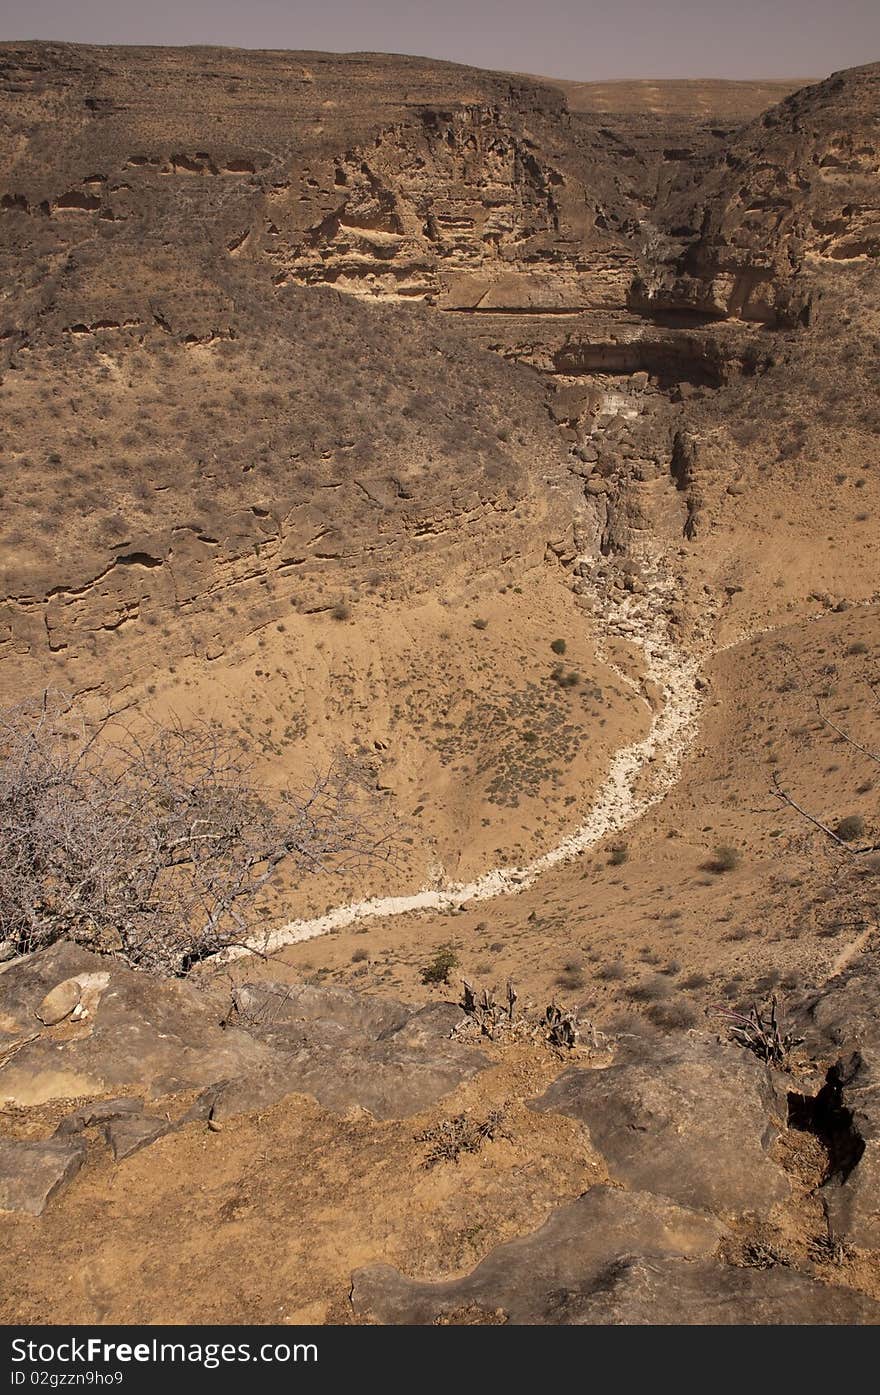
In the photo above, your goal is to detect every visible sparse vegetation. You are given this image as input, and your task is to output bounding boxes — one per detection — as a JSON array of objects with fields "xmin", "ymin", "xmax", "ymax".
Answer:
[
  {"xmin": 420, "ymin": 942, "xmax": 460, "ymax": 986},
  {"xmin": 416, "ymin": 1110, "xmax": 507, "ymax": 1168},
  {"xmin": 836, "ymin": 814, "xmax": 866, "ymax": 842},
  {"xmin": 707, "ymin": 844, "xmax": 741, "ymax": 874}
]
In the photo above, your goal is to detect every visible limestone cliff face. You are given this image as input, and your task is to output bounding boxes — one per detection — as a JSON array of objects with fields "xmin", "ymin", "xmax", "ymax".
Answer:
[
  {"xmin": 252, "ymin": 105, "xmax": 637, "ymax": 315},
  {"xmin": 632, "ymin": 64, "xmax": 880, "ymax": 323},
  {"xmin": 2, "ymin": 44, "xmax": 879, "ymax": 701}
]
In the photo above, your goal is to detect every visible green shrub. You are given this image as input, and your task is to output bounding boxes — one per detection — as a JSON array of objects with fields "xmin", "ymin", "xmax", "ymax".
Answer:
[
  {"xmin": 550, "ymin": 638, "xmax": 567, "ymax": 655},
  {"xmin": 420, "ymin": 942, "xmax": 459, "ymax": 986}
]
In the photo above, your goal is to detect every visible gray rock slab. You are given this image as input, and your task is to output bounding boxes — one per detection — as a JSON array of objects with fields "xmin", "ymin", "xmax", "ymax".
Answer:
[
  {"xmin": 0, "ymin": 1136, "xmax": 86, "ymax": 1216},
  {"xmin": 530, "ymin": 1037, "xmax": 789, "ymax": 1219},
  {"xmin": 351, "ymin": 1185, "xmax": 723, "ymax": 1324}
]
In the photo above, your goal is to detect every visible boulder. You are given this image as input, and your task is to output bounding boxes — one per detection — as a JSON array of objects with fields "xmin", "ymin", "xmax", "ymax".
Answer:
[
  {"xmin": 103, "ymin": 1114, "xmax": 174, "ymax": 1161},
  {"xmin": 34, "ymin": 977, "xmax": 83, "ymax": 1026}
]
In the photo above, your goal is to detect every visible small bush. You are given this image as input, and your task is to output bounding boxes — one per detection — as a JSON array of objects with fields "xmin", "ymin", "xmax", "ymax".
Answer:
[
  {"xmin": 556, "ymin": 968, "xmax": 585, "ymax": 991},
  {"xmin": 550, "ymin": 638, "xmax": 567, "ymax": 655},
  {"xmin": 331, "ymin": 602, "xmax": 351, "ymax": 621},
  {"xmin": 597, "ymin": 959, "xmax": 627, "ymax": 981},
  {"xmin": 707, "ymin": 844, "xmax": 741, "ymax": 874},
  {"xmin": 351, "ymin": 948, "xmax": 369, "ymax": 963},
  {"xmin": 472, "ymin": 618, "xmax": 488, "ymax": 631},
  {"xmin": 835, "ymin": 814, "xmax": 865, "ymax": 842},
  {"xmin": 647, "ymin": 999, "xmax": 698, "ymax": 1031},
  {"xmin": 680, "ymin": 971, "xmax": 709, "ymax": 989},
  {"xmin": 609, "ymin": 843, "xmax": 629, "ymax": 866},
  {"xmin": 420, "ymin": 942, "xmax": 459, "ymax": 986},
  {"xmin": 627, "ymin": 974, "xmax": 673, "ymax": 1003}
]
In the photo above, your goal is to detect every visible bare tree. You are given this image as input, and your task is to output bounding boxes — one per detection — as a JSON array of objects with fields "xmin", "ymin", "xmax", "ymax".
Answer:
[{"xmin": 0, "ymin": 690, "xmax": 393, "ymax": 974}]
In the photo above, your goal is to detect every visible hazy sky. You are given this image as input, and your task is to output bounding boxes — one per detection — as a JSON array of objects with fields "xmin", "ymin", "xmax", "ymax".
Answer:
[{"xmin": 2, "ymin": 0, "xmax": 879, "ymax": 82}]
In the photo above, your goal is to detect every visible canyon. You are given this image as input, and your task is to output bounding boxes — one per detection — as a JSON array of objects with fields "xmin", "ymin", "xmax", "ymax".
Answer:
[{"xmin": 1, "ymin": 43, "xmax": 880, "ymax": 1326}]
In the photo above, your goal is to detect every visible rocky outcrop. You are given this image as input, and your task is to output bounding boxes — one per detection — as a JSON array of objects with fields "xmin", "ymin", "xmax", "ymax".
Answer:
[
  {"xmin": 352, "ymin": 1185, "xmax": 724, "ymax": 1324},
  {"xmin": 256, "ymin": 105, "xmax": 637, "ymax": 315},
  {"xmin": 633, "ymin": 64, "xmax": 880, "ymax": 323},
  {"xmin": 793, "ymin": 957, "xmax": 880, "ymax": 1250},
  {"xmin": 0, "ymin": 941, "xmax": 275, "ymax": 1105},
  {"xmin": 0, "ymin": 944, "xmax": 485, "ymax": 1122},
  {"xmin": 0, "ymin": 1136, "xmax": 86, "ymax": 1216},
  {"xmin": 530, "ymin": 1036, "xmax": 790, "ymax": 1220}
]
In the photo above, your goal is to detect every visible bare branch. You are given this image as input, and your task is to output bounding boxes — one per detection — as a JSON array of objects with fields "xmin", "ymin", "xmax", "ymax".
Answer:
[
  {"xmin": 814, "ymin": 697, "xmax": 880, "ymax": 766},
  {"xmin": 770, "ymin": 773, "xmax": 879, "ymax": 856}
]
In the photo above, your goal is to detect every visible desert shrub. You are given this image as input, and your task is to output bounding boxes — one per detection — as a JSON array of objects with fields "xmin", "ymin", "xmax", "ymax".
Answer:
[
  {"xmin": 647, "ymin": 999, "xmax": 698, "ymax": 1031},
  {"xmin": 627, "ymin": 974, "xmax": 673, "ymax": 1003},
  {"xmin": 680, "ymin": 971, "xmax": 709, "ymax": 989},
  {"xmin": 608, "ymin": 843, "xmax": 629, "ymax": 866},
  {"xmin": 597, "ymin": 959, "xmax": 627, "ymax": 981},
  {"xmin": 416, "ymin": 1110, "xmax": 506, "ymax": 1168},
  {"xmin": 472, "ymin": 617, "xmax": 489, "ymax": 631},
  {"xmin": 707, "ymin": 844, "xmax": 741, "ymax": 873},
  {"xmin": 556, "ymin": 955, "xmax": 586, "ymax": 990},
  {"xmin": 331, "ymin": 602, "xmax": 351, "ymax": 621},
  {"xmin": 351, "ymin": 948, "xmax": 369, "ymax": 963},
  {"xmin": 550, "ymin": 639, "xmax": 567, "ymax": 655},
  {"xmin": 0, "ymin": 691, "xmax": 389, "ymax": 975},
  {"xmin": 556, "ymin": 968, "xmax": 585, "ymax": 990},
  {"xmin": 550, "ymin": 664, "xmax": 580, "ymax": 688},
  {"xmin": 420, "ymin": 942, "xmax": 459, "ymax": 986},
  {"xmin": 835, "ymin": 814, "xmax": 865, "ymax": 842}
]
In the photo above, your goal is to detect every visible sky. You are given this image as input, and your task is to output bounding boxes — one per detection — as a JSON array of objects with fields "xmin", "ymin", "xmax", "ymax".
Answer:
[{"xmin": 1, "ymin": 0, "xmax": 879, "ymax": 82}]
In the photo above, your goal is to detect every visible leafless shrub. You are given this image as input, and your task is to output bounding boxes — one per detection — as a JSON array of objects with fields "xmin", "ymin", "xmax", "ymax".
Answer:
[
  {"xmin": 455, "ymin": 979, "xmax": 525, "ymax": 1040},
  {"xmin": 0, "ymin": 690, "xmax": 392, "ymax": 975},
  {"xmin": 416, "ymin": 1110, "xmax": 508, "ymax": 1169}
]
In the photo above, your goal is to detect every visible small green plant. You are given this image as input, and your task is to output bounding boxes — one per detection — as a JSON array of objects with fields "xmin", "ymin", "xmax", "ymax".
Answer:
[
  {"xmin": 550, "ymin": 638, "xmax": 567, "ymax": 655},
  {"xmin": 420, "ymin": 942, "xmax": 460, "ymax": 986}
]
